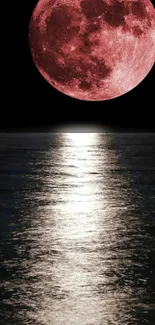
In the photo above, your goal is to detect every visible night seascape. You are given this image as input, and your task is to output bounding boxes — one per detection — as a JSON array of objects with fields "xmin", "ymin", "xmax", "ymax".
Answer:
[
  {"xmin": 0, "ymin": 132, "xmax": 155, "ymax": 325},
  {"xmin": 2, "ymin": 0, "xmax": 155, "ymax": 323}
]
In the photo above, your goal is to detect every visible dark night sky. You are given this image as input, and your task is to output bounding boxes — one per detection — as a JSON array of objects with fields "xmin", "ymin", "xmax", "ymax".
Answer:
[{"xmin": 6, "ymin": 0, "xmax": 155, "ymax": 132}]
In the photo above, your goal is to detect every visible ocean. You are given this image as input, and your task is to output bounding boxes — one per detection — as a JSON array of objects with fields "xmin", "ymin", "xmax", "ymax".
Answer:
[{"xmin": 0, "ymin": 132, "xmax": 155, "ymax": 325}]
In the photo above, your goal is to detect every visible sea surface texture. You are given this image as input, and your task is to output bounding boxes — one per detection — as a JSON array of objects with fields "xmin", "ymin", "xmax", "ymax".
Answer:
[{"xmin": 0, "ymin": 133, "xmax": 155, "ymax": 325}]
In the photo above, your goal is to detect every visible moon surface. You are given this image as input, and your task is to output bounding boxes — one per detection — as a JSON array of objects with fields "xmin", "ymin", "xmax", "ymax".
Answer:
[{"xmin": 29, "ymin": 0, "xmax": 155, "ymax": 101}]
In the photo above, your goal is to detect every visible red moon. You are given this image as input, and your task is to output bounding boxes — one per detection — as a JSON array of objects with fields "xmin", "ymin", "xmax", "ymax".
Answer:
[{"xmin": 29, "ymin": 0, "xmax": 155, "ymax": 101}]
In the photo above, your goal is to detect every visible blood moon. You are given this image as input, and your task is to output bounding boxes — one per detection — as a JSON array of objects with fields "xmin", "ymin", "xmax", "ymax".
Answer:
[{"xmin": 29, "ymin": 0, "xmax": 155, "ymax": 101}]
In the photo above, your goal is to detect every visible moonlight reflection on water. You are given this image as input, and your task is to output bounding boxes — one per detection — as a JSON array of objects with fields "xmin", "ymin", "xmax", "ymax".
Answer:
[
  {"xmin": 26, "ymin": 133, "xmax": 133, "ymax": 325},
  {"xmin": 0, "ymin": 132, "xmax": 155, "ymax": 325}
]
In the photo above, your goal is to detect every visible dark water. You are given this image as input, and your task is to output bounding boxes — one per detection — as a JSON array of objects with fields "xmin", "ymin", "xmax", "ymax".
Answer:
[{"xmin": 0, "ymin": 133, "xmax": 155, "ymax": 325}]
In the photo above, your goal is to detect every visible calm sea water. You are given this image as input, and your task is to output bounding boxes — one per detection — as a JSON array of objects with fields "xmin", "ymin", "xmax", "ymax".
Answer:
[{"xmin": 0, "ymin": 132, "xmax": 155, "ymax": 325}]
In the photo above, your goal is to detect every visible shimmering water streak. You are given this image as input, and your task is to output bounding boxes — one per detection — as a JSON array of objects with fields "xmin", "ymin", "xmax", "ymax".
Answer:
[{"xmin": 0, "ymin": 132, "xmax": 155, "ymax": 325}]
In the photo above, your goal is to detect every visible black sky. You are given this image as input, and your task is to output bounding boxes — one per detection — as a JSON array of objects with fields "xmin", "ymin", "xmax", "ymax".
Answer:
[{"xmin": 5, "ymin": 0, "xmax": 155, "ymax": 132}]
